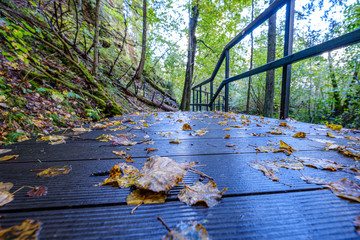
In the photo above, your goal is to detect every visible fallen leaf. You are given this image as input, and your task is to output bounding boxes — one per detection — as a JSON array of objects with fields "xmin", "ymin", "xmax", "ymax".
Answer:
[
  {"xmin": 248, "ymin": 161, "xmax": 279, "ymax": 181},
  {"xmin": 293, "ymin": 132, "xmax": 306, "ymax": 138},
  {"xmin": 0, "ymin": 219, "xmax": 41, "ymax": 239},
  {"xmin": 251, "ymin": 133, "xmax": 263, "ymax": 136},
  {"xmin": 136, "ymin": 155, "xmax": 195, "ymax": 192},
  {"xmin": 192, "ymin": 129, "xmax": 208, "ymax": 136},
  {"xmin": 17, "ymin": 135, "xmax": 29, "ymax": 142},
  {"xmin": 39, "ymin": 135, "xmax": 68, "ymax": 142},
  {"xmin": 298, "ymin": 157, "xmax": 344, "ymax": 171},
  {"xmin": 0, "ymin": 182, "xmax": 13, "ymax": 191},
  {"xmin": 272, "ymin": 158, "xmax": 304, "ymax": 170},
  {"xmin": 328, "ymin": 179, "xmax": 360, "ymax": 202},
  {"xmin": 224, "ymin": 135, "xmax": 230, "ymax": 139},
  {"xmin": 143, "ymin": 123, "xmax": 149, "ymax": 127},
  {"xmin": 218, "ymin": 121, "xmax": 227, "ymax": 126},
  {"xmin": 226, "ymin": 144, "xmax": 235, "ymax": 147},
  {"xmin": 72, "ymin": 127, "xmax": 92, "ymax": 132},
  {"xmin": 326, "ymin": 122, "xmax": 343, "ymax": 131},
  {"xmin": 0, "ymin": 155, "xmax": 19, "ymax": 161},
  {"xmin": 279, "ymin": 122, "xmax": 288, "ymax": 127},
  {"xmin": 146, "ymin": 148, "xmax": 158, "ymax": 154},
  {"xmin": 182, "ymin": 123, "xmax": 192, "ymax": 131},
  {"xmin": 169, "ymin": 138, "xmax": 181, "ymax": 144},
  {"xmin": 223, "ymin": 128, "xmax": 230, "ymax": 131},
  {"xmin": 0, "ymin": 149, "xmax": 12, "ymax": 155},
  {"xmin": 230, "ymin": 125, "xmax": 242, "ymax": 128},
  {"xmin": 37, "ymin": 165, "xmax": 72, "ymax": 177},
  {"xmin": 97, "ymin": 163, "xmax": 139, "ymax": 188},
  {"xmin": 49, "ymin": 139, "xmax": 66, "ymax": 145},
  {"xmin": 27, "ymin": 186, "xmax": 48, "ymax": 197},
  {"xmin": 300, "ymin": 176, "xmax": 330, "ymax": 185},
  {"xmin": 126, "ymin": 154, "xmax": 134, "ymax": 163},
  {"xmin": 158, "ymin": 132, "xmax": 172, "ymax": 137},
  {"xmin": 111, "ymin": 136, "xmax": 137, "ymax": 146},
  {"xmin": 280, "ymin": 140, "xmax": 296, "ymax": 153},
  {"xmin": 269, "ymin": 128, "xmax": 283, "ymax": 135},
  {"xmin": 178, "ymin": 181, "xmax": 227, "ymax": 207},
  {"xmin": 126, "ymin": 189, "xmax": 166, "ymax": 205},
  {"xmin": 327, "ymin": 132, "xmax": 337, "ymax": 138},
  {"xmin": 354, "ymin": 216, "xmax": 360, "ymax": 236},
  {"xmin": 255, "ymin": 146, "xmax": 276, "ymax": 153},
  {"xmin": 112, "ymin": 150, "xmax": 126, "ymax": 156},
  {"xmin": 96, "ymin": 134, "xmax": 114, "ymax": 142},
  {"xmin": 0, "ymin": 182, "xmax": 14, "ymax": 207},
  {"xmin": 161, "ymin": 221, "xmax": 209, "ymax": 240}
]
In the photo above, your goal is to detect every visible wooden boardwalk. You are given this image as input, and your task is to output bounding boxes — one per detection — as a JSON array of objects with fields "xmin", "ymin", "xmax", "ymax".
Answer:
[{"xmin": 1, "ymin": 111, "xmax": 360, "ymax": 239}]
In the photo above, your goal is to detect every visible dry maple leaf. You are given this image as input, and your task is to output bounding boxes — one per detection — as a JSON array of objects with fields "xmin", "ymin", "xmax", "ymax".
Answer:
[
  {"xmin": 300, "ymin": 176, "xmax": 329, "ymax": 185},
  {"xmin": 178, "ymin": 181, "xmax": 227, "ymax": 208},
  {"xmin": 279, "ymin": 140, "xmax": 295, "ymax": 153},
  {"xmin": 0, "ymin": 155, "xmax": 18, "ymax": 161},
  {"xmin": 27, "ymin": 186, "xmax": 48, "ymax": 197},
  {"xmin": 248, "ymin": 161, "xmax": 279, "ymax": 181},
  {"xmin": 328, "ymin": 179, "xmax": 360, "ymax": 202},
  {"xmin": 146, "ymin": 148, "xmax": 158, "ymax": 154},
  {"xmin": 272, "ymin": 158, "xmax": 304, "ymax": 170},
  {"xmin": 96, "ymin": 134, "xmax": 114, "ymax": 142},
  {"xmin": 354, "ymin": 216, "xmax": 360, "ymax": 236},
  {"xmin": 37, "ymin": 165, "xmax": 72, "ymax": 177},
  {"xmin": 192, "ymin": 129, "xmax": 208, "ymax": 136},
  {"xmin": 298, "ymin": 157, "xmax": 344, "ymax": 171},
  {"xmin": 126, "ymin": 189, "xmax": 166, "ymax": 205},
  {"xmin": 112, "ymin": 150, "xmax": 126, "ymax": 156},
  {"xmin": 0, "ymin": 219, "xmax": 41, "ymax": 239},
  {"xmin": 126, "ymin": 155, "xmax": 134, "ymax": 163},
  {"xmin": 218, "ymin": 121, "xmax": 227, "ymax": 126},
  {"xmin": 269, "ymin": 128, "xmax": 283, "ymax": 135},
  {"xmin": 293, "ymin": 132, "xmax": 306, "ymax": 138},
  {"xmin": 136, "ymin": 155, "xmax": 195, "ymax": 192},
  {"xmin": 169, "ymin": 138, "xmax": 181, "ymax": 144},
  {"xmin": 327, "ymin": 132, "xmax": 337, "ymax": 138},
  {"xmin": 182, "ymin": 123, "xmax": 192, "ymax": 131},
  {"xmin": 39, "ymin": 135, "xmax": 68, "ymax": 142},
  {"xmin": 230, "ymin": 125, "xmax": 242, "ymax": 128},
  {"xmin": 224, "ymin": 135, "xmax": 230, "ymax": 139},
  {"xmin": 72, "ymin": 127, "xmax": 91, "ymax": 132},
  {"xmin": 0, "ymin": 149, "xmax": 12, "ymax": 154},
  {"xmin": 161, "ymin": 221, "xmax": 209, "ymax": 240},
  {"xmin": 255, "ymin": 146, "xmax": 276, "ymax": 153}
]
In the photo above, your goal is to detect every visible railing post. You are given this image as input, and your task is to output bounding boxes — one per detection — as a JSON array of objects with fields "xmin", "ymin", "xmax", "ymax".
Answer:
[
  {"xmin": 192, "ymin": 89, "xmax": 195, "ymax": 111},
  {"xmin": 199, "ymin": 86, "xmax": 202, "ymax": 111},
  {"xmin": 210, "ymin": 82, "xmax": 213, "ymax": 111},
  {"xmin": 225, "ymin": 50, "xmax": 230, "ymax": 112},
  {"xmin": 280, "ymin": 0, "xmax": 294, "ymax": 119}
]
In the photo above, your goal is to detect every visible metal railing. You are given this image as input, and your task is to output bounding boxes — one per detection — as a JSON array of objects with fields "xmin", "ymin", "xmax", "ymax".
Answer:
[{"xmin": 191, "ymin": 0, "xmax": 360, "ymax": 119}]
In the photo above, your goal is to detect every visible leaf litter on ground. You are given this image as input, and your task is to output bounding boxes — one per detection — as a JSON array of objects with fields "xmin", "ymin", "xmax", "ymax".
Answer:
[
  {"xmin": 36, "ymin": 165, "xmax": 72, "ymax": 177},
  {"xmin": 96, "ymin": 163, "xmax": 139, "ymax": 188},
  {"xmin": 0, "ymin": 155, "xmax": 18, "ymax": 161},
  {"xmin": 297, "ymin": 157, "xmax": 344, "ymax": 171},
  {"xmin": 328, "ymin": 179, "xmax": 360, "ymax": 202},
  {"xmin": 160, "ymin": 219, "xmax": 209, "ymax": 240},
  {"xmin": 0, "ymin": 219, "xmax": 42, "ymax": 239}
]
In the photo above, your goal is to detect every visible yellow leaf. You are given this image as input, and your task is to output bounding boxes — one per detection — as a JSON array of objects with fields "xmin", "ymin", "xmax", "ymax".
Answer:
[
  {"xmin": 143, "ymin": 123, "xmax": 149, "ymax": 127},
  {"xmin": 327, "ymin": 132, "xmax": 337, "ymax": 138},
  {"xmin": 0, "ymin": 219, "xmax": 41, "ymax": 239},
  {"xmin": 126, "ymin": 189, "xmax": 166, "ymax": 205},
  {"xmin": 182, "ymin": 123, "xmax": 192, "ymax": 131},
  {"xmin": 169, "ymin": 138, "xmax": 181, "ymax": 144},
  {"xmin": 293, "ymin": 132, "xmax": 306, "ymax": 138},
  {"xmin": 112, "ymin": 150, "xmax": 126, "ymax": 156},
  {"xmin": 230, "ymin": 125, "xmax": 242, "ymax": 128},
  {"xmin": 0, "ymin": 155, "xmax": 18, "ymax": 161},
  {"xmin": 223, "ymin": 128, "xmax": 230, "ymax": 131},
  {"xmin": 280, "ymin": 140, "xmax": 295, "ymax": 152},
  {"xmin": 224, "ymin": 135, "xmax": 230, "ymax": 139},
  {"xmin": 37, "ymin": 165, "xmax": 72, "ymax": 177},
  {"xmin": 218, "ymin": 121, "xmax": 227, "ymax": 126}
]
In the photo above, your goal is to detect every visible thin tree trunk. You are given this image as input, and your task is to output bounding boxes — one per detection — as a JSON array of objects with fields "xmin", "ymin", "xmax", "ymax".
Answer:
[
  {"xmin": 180, "ymin": 1, "xmax": 199, "ymax": 111},
  {"xmin": 246, "ymin": 0, "xmax": 254, "ymax": 114},
  {"xmin": 263, "ymin": 0, "xmax": 277, "ymax": 117},
  {"xmin": 92, "ymin": 0, "xmax": 101, "ymax": 78},
  {"xmin": 327, "ymin": 52, "xmax": 342, "ymax": 114},
  {"xmin": 133, "ymin": 0, "xmax": 147, "ymax": 82}
]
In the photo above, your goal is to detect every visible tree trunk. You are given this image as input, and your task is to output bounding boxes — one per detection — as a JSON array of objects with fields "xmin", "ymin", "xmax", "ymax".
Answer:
[
  {"xmin": 263, "ymin": 0, "xmax": 277, "ymax": 117},
  {"xmin": 133, "ymin": 0, "xmax": 147, "ymax": 82},
  {"xmin": 327, "ymin": 52, "xmax": 342, "ymax": 114},
  {"xmin": 92, "ymin": 0, "xmax": 101, "ymax": 78},
  {"xmin": 180, "ymin": 2, "xmax": 199, "ymax": 111},
  {"xmin": 246, "ymin": 0, "xmax": 254, "ymax": 114}
]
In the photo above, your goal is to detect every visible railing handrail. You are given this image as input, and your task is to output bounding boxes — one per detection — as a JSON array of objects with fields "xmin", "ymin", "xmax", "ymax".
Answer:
[
  {"xmin": 192, "ymin": 0, "xmax": 288, "ymax": 90},
  {"xmin": 209, "ymin": 28, "xmax": 360, "ymax": 106}
]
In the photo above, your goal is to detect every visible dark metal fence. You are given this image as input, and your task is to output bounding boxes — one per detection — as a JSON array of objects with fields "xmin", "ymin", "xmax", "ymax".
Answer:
[{"xmin": 191, "ymin": 0, "xmax": 360, "ymax": 119}]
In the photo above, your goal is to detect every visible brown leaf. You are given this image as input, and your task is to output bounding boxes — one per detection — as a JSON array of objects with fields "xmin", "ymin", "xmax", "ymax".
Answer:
[
  {"xmin": 248, "ymin": 161, "xmax": 279, "ymax": 181},
  {"xmin": 37, "ymin": 165, "xmax": 72, "ymax": 177},
  {"xmin": 293, "ymin": 132, "xmax": 306, "ymax": 138},
  {"xmin": 230, "ymin": 125, "xmax": 242, "ymax": 128},
  {"xmin": 0, "ymin": 219, "xmax": 41, "ymax": 239},
  {"xmin": 126, "ymin": 189, "xmax": 166, "ymax": 205},
  {"xmin": 178, "ymin": 181, "xmax": 227, "ymax": 208},
  {"xmin": 161, "ymin": 221, "xmax": 209, "ymax": 240},
  {"xmin": 226, "ymin": 144, "xmax": 235, "ymax": 147},
  {"xmin": 0, "ymin": 182, "xmax": 14, "ymax": 207},
  {"xmin": 27, "ymin": 186, "xmax": 48, "ymax": 197},
  {"xmin": 96, "ymin": 134, "xmax": 114, "ymax": 142},
  {"xmin": 224, "ymin": 135, "xmax": 230, "ymax": 139},
  {"xmin": 217, "ymin": 121, "xmax": 227, "ymax": 126},
  {"xmin": 0, "ymin": 182, "xmax": 13, "ymax": 191},
  {"xmin": 136, "ymin": 155, "xmax": 195, "ymax": 192},
  {"xmin": 328, "ymin": 179, "xmax": 360, "ymax": 202},
  {"xmin": 192, "ymin": 129, "xmax": 208, "ymax": 136},
  {"xmin": 298, "ymin": 157, "xmax": 344, "ymax": 171},
  {"xmin": 0, "ymin": 155, "xmax": 18, "ymax": 162},
  {"xmin": 182, "ymin": 123, "xmax": 192, "ymax": 131},
  {"xmin": 272, "ymin": 158, "xmax": 304, "ymax": 170},
  {"xmin": 255, "ymin": 146, "xmax": 276, "ymax": 153},
  {"xmin": 111, "ymin": 136, "xmax": 137, "ymax": 146},
  {"xmin": 354, "ymin": 216, "xmax": 360, "ymax": 236},
  {"xmin": 112, "ymin": 150, "xmax": 126, "ymax": 156},
  {"xmin": 146, "ymin": 148, "xmax": 158, "ymax": 154},
  {"xmin": 126, "ymin": 154, "xmax": 134, "ymax": 163}
]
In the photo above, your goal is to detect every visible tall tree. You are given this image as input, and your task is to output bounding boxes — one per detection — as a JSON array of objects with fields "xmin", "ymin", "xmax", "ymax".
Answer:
[
  {"xmin": 180, "ymin": 1, "xmax": 199, "ymax": 111},
  {"xmin": 92, "ymin": 0, "xmax": 101, "ymax": 78},
  {"xmin": 327, "ymin": 52, "xmax": 342, "ymax": 114},
  {"xmin": 263, "ymin": 0, "xmax": 277, "ymax": 117},
  {"xmin": 246, "ymin": 0, "xmax": 255, "ymax": 114}
]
